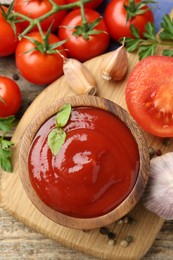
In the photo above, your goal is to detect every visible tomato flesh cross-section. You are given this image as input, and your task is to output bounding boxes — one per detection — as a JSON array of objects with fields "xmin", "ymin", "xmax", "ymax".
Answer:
[{"xmin": 126, "ymin": 56, "xmax": 173, "ymax": 137}]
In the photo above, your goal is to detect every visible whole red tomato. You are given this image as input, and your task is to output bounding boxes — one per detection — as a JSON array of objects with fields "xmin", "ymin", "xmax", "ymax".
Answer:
[
  {"xmin": 0, "ymin": 6, "xmax": 22, "ymax": 57},
  {"xmin": 58, "ymin": 8, "xmax": 110, "ymax": 61},
  {"xmin": 64, "ymin": 0, "xmax": 103, "ymax": 9},
  {"xmin": 14, "ymin": 0, "xmax": 66, "ymax": 32},
  {"xmin": 104, "ymin": 0, "xmax": 154, "ymax": 41},
  {"xmin": 15, "ymin": 31, "xmax": 67, "ymax": 85},
  {"xmin": 0, "ymin": 76, "xmax": 21, "ymax": 117},
  {"xmin": 126, "ymin": 56, "xmax": 173, "ymax": 137}
]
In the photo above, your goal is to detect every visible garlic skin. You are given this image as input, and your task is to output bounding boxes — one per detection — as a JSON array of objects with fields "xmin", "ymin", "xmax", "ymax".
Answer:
[
  {"xmin": 143, "ymin": 152, "xmax": 173, "ymax": 220},
  {"xmin": 63, "ymin": 58, "xmax": 97, "ymax": 95},
  {"xmin": 100, "ymin": 46, "xmax": 128, "ymax": 81}
]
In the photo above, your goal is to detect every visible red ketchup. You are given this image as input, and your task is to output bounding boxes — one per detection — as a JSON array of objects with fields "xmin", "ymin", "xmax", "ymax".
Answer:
[{"xmin": 28, "ymin": 106, "xmax": 139, "ymax": 218}]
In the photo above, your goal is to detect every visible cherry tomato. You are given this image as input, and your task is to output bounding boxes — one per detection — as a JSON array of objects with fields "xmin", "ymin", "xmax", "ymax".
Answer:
[
  {"xmin": 0, "ymin": 6, "xmax": 22, "ymax": 57},
  {"xmin": 104, "ymin": 0, "xmax": 154, "ymax": 41},
  {"xmin": 15, "ymin": 31, "xmax": 67, "ymax": 85},
  {"xmin": 14, "ymin": 0, "xmax": 66, "ymax": 32},
  {"xmin": 0, "ymin": 76, "xmax": 21, "ymax": 117},
  {"xmin": 126, "ymin": 56, "xmax": 173, "ymax": 137},
  {"xmin": 64, "ymin": 0, "xmax": 103, "ymax": 9},
  {"xmin": 58, "ymin": 8, "xmax": 110, "ymax": 62}
]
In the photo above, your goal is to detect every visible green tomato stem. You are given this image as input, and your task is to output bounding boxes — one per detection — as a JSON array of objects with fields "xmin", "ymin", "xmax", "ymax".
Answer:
[
  {"xmin": 141, "ymin": 38, "xmax": 173, "ymax": 47},
  {"xmin": 79, "ymin": 0, "xmax": 89, "ymax": 39},
  {"xmin": 36, "ymin": 22, "xmax": 48, "ymax": 52},
  {"xmin": 10, "ymin": 0, "xmax": 91, "ymax": 38},
  {"xmin": 129, "ymin": 0, "xmax": 136, "ymax": 12},
  {"xmin": 158, "ymin": 41, "xmax": 173, "ymax": 47}
]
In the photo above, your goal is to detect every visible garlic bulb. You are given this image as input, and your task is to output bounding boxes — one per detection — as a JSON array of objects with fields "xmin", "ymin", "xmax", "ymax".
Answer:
[
  {"xmin": 63, "ymin": 58, "xmax": 97, "ymax": 95},
  {"xmin": 143, "ymin": 152, "xmax": 173, "ymax": 220},
  {"xmin": 100, "ymin": 46, "xmax": 128, "ymax": 81}
]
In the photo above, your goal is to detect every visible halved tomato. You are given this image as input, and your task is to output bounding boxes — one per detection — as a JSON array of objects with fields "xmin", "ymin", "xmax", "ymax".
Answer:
[{"xmin": 125, "ymin": 56, "xmax": 173, "ymax": 137}]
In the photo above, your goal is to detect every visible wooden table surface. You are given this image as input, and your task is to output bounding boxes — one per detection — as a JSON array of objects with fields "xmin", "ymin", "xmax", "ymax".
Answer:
[
  {"xmin": 1, "ymin": 0, "xmax": 173, "ymax": 258},
  {"xmin": 0, "ymin": 53, "xmax": 173, "ymax": 260}
]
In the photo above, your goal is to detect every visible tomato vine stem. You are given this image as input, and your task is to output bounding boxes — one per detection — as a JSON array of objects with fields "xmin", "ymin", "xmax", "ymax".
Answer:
[
  {"xmin": 79, "ymin": 0, "xmax": 89, "ymax": 39},
  {"xmin": 8, "ymin": 0, "xmax": 91, "ymax": 38}
]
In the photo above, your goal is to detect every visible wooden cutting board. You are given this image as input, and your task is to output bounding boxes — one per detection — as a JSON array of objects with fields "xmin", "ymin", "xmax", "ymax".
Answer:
[{"xmin": 1, "ymin": 13, "xmax": 173, "ymax": 258}]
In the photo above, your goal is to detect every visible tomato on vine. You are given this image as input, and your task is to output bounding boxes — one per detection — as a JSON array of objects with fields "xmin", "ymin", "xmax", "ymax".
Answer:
[
  {"xmin": 15, "ymin": 31, "xmax": 67, "ymax": 85},
  {"xmin": 104, "ymin": 0, "xmax": 154, "ymax": 41},
  {"xmin": 0, "ymin": 5, "xmax": 22, "ymax": 57},
  {"xmin": 58, "ymin": 8, "xmax": 110, "ymax": 62},
  {"xmin": 13, "ymin": 0, "xmax": 67, "ymax": 32},
  {"xmin": 0, "ymin": 76, "xmax": 21, "ymax": 117}
]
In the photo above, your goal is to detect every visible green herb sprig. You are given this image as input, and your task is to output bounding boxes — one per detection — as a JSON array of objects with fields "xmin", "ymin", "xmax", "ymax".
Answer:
[
  {"xmin": 0, "ymin": 116, "xmax": 15, "ymax": 172},
  {"xmin": 48, "ymin": 103, "xmax": 71, "ymax": 156},
  {"xmin": 123, "ymin": 14, "xmax": 173, "ymax": 60}
]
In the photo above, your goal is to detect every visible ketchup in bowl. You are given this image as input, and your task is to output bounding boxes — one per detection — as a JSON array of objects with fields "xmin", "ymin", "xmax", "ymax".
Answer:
[{"xmin": 28, "ymin": 106, "xmax": 139, "ymax": 218}]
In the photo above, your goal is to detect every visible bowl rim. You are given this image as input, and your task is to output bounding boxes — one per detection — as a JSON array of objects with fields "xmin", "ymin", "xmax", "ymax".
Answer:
[{"xmin": 19, "ymin": 95, "xmax": 150, "ymax": 229}]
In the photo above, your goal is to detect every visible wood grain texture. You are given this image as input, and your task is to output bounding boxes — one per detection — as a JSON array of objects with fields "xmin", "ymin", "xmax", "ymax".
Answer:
[
  {"xmin": 1, "ymin": 8, "xmax": 173, "ymax": 259},
  {"xmin": 0, "ymin": 64, "xmax": 173, "ymax": 259},
  {"xmin": 1, "ymin": 49, "xmax": 173, "ymax": 259},
  {"xmin": 1, "ymin": 207, "xmax": 173, "ymax": 260}
]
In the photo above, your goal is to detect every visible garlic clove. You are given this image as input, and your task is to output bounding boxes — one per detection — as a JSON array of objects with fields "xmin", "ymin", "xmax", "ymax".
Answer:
[
  {"xmin": 143, "ymin": 152, "xmax": 173, "ymax": 220},
  {"xmin": 63, "ymin": 58, "xmax": 97, "ymax": 95},
  {"xmin": 100, "ymin": 46, "xmax": 128, "ymax": 81}
]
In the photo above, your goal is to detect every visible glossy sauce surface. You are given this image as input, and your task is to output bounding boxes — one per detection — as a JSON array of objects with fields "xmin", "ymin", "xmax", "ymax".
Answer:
[{"xmin": 28, "ymin": 107, "xmax": 139, "ymax": 218}]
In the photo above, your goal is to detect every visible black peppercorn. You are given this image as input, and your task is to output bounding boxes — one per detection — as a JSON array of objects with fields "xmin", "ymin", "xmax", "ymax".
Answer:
[
  {"xmin": 13, "ymin": 74, "xmax": 19, "ymax": 81},
  {"xmin": 99, "ymin": 226, "xmax": 109, "ymax": 235},
  {"xmin": 107, "ymin": 232, "xmax": 116, "ymax": 240}
]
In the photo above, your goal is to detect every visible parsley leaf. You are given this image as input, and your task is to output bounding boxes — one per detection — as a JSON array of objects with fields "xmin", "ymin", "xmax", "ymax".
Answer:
[
  {"xmin": 122, "ymin": 25, "xmax": 143, "ymax": 52},
  {"xmin": 160, "ymin": 14, "xmax": 173, "ymax": 40},
  {"xmin": 0, "ymin": 116, "xmax": 15, "ymax": 173},
  {"xmin": 143, "ymin": 22, "xmax": 157, "ymax": 40},
  {"xmin": 139, "ymin": 43, "xmax": 157, "ymax": 60},
  {"xmin": 124, "ymin": 38, "xmax": 142, "ymax": 52},
  {"xmin": 123, "ymin": 13, "xmax": 173, "ymax": 60},
  {"xmin": 162, "ymin": 49, "xmax": 173, "ymax": 57},
  {"xmin": 0, "ymin": 116, "xmax": 15, "ymax": 133},
  {"xmin": 0, "ymin": 143, "xmax": 13, "ymax": 172}
]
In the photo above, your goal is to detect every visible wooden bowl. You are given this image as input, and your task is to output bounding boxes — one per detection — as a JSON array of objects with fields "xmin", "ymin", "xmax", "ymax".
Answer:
[{"xmin": 19, "ymin": 95, "xmax": 150, "ymax": 230}]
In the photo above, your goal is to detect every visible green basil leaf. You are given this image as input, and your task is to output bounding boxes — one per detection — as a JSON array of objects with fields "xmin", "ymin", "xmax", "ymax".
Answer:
[
  {"xmin": 56, "ymin": 103, "xmax": 71, "ymax": 127},
  {"xmin": 48, "ymin": 128, "xmax": 66, "ymax": 156}
]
